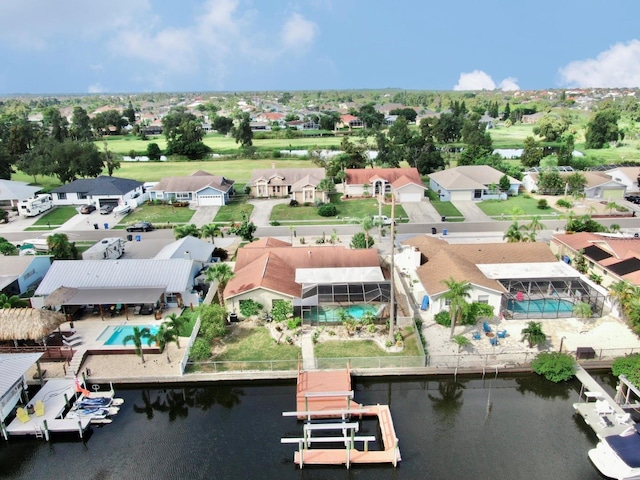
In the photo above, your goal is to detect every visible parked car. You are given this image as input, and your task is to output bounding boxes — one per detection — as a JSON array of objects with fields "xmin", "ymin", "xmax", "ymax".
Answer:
[
  {"xmin": 100, "ymin": 204, "xmax": 114, "ymax": 214},
  {"xmin": 372, "ymin": 215, "xmax": 394, "ymax": 226},
  {"xmin": 79, "ymin": 204, "xmax": 96, "ymax": 214},
  {"xmin": 126, "ymin": 222, "xmax": 154, "ymax": 232}
]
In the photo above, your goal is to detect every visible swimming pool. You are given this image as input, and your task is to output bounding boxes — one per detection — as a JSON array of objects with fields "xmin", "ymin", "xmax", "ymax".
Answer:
[
  {"xmin": 98, "ymin": 325, "xmax": 159, "ymax": 346},
  {"xmin": 305, "ymin": 304, "xmax": 378, "ymax": 323},
  {"xmin": 507, "ymin": 298, "xmax": 574, "ymax": 314}
]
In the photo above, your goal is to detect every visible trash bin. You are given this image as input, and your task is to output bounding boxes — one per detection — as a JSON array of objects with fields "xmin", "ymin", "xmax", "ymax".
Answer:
[
  {"xmin": 229, "ymin": 312, "xmax": 239, "ymax": 323},
  {"xmin": 136, "ymin": 235, "xmax": 141, "ymax": 242},
  {"xmin": 431, "ymin": 227, "xmax": 437, "ymax": 235},
  {"xmin": 103, "ymin": 223, "xmax": 109, "ymax": 230},
  {"xmin": 93, "ymin": 223, "xmax": 99, "ymax": 230},
  {"xmin": 441, "ymin": 216, "xmax": 446, "ymax": 222},
  {"xmin": 127, "ymin": 234, "xmax": 133, "ymax": 241},
  {"xmin": 443, "ymin": 229, "xmax": 448, "ymax": 236}
]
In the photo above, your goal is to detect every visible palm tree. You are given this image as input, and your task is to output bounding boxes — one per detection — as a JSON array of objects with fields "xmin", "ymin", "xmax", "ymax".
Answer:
[
  {"xmin": 205, "ymin": 263, "xmax": 235, "ymax": 307},
  {"xmin": 148, "ymin": 324, "xmax": 178, "ymax": 362},
  {"xmin": 605, "ymin": 201, "xmax": 622, "ymax": 215},
  {"xmin": 441, "ymin": 277, "xmax": 472, "ymax": 338},
  {"xmin": 353, "ymin": 215, "xmax": 374, "ymax": 247},
  {"xmin": 47, "ymin": 233, "xmax": 78, "ymax": 259},
  {"xmin": 609, "ymin": 280, "xmax": 633, "ymax": 316},
  {"xmin": 200, "ymin": 223, "xmax": 223, "ymax": 244},
  {"xmin": 503, "ymin": 220, "xmax": 525, "ymax": 243},
  {"xmin": 525, "ymin": 216, "xmax": 545, "ymax": 242},
  {"xmin": 163, "ymin": 313, "xmax": 185, "ymax": 348},
  {"xmin": 123, "ymin": 326, "xmax": 151, "ymax": 363},
  {"xmin": 573, "ymin": 301, "xmax": 593, "ymax": 319},
  {"xmin": 173, "ymin": 223, "xmax": 201, "ymax": 239},
  {"xmin": 0, "ymin": 293, "xmax": 28, "ymax": 308},
  {"xmin": 521, "ymin": 321, "xmax": 546, "ymax": 348}
]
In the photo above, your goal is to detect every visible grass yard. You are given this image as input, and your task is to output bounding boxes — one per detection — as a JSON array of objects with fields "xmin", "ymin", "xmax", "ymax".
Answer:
[
  {"xmin": 213, "ymin": 326, "xmax": 301, "ymax": 362},
  {"xmin": 314, "ymin": 327, "xmax": 421, "ymax": 358},
  {"xmin": 115, "ymin": 204, "xmax": 195, "ymax": 226},
  {"xmin": 29, "ymin": 206, "xmax": 79, "ymax": 226},
  {"xmin": 425, "ymin": 190, "xmax": 463, "ymax": 220},
  {"xmin": 214, "ymin": 200, "xmax": 254, "ymax": 224},
  {"xmin": 477, "ymin": 195, "xmax": 561, "ymax": 219}
]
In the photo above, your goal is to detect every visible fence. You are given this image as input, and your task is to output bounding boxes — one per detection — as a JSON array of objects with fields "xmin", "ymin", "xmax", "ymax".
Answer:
[
  {"xmin": 185, "ymin": 359, "xmax": 299, "ymax": 373},
  {"xmin": 316, "ymin": 356, "xmax": 425, "ymax": 369},
  {"xmin": 180, "ymin": 317, "xmax": 202, "ymax": 375}
]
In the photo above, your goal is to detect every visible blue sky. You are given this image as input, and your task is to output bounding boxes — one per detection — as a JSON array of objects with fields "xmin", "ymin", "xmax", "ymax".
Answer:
[{"xmin": 2, "ymin": 0, "xmax": 640, "ymax": 94}]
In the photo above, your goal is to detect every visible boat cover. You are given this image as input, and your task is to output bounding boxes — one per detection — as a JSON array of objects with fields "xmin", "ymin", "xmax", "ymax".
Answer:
[{"xmin": 606, "ymin": 430, "xmax": 640, "ymax": 468}]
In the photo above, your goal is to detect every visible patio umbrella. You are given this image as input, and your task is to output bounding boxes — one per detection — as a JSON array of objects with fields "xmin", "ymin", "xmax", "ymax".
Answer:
[{"xmin": 0, "ymin": 308, "xmax": 67, "ymax": 341}]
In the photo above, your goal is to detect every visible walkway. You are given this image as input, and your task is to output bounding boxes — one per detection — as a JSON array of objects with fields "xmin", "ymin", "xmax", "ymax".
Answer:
[{"xmin": 301, "ymin": 332, "xmax": 316, "ymax": 370}]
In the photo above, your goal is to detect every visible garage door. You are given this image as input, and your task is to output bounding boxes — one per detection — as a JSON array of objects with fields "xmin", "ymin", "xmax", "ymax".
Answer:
[
  {"xmin": 99, "ymin": 199, "xmax": 120, "ymax": 207},
  {"xmin": 198, "ymin": 195, "xmax": 223, "ymax": 206},
  {"xmin": 399, "ymin": 192, "xmax": 422, "ymax": 203}
]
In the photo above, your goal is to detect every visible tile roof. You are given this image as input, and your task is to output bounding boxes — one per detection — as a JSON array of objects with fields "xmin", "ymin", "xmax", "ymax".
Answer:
[
  {"xmin": 225, "ymin": 252, "xmax": 300, "ymax": 298},
  {"xmin": 52, "ymin": 176, "xmax": 143, "ymax": 195},
  {"xmin": 345, "ymin": 168, "xmax": 422, "ymax": 186}
]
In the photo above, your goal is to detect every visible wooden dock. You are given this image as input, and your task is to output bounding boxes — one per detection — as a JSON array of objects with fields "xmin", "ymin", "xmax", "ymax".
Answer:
[
  {"xmin": 285, "ymin": 366, "xmax": 401, "ymax": 468},
  {"xmin": 5, "ymin": 378, "xmax": 90, "ymax": 440}
]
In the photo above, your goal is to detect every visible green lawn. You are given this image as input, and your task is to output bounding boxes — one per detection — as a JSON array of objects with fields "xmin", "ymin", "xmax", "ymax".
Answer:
[
  {"xmin": 114, "ymin": 204, "xmax": 195, "ymax": 226},
  {"xmin": 315, "ymin": 327, "xmax": 421, "ymax": 358},
  {"xmin": 476, "ymin": 195, "xmax": 561, "ymax": 219},
  {"xmin": 425, "ymin": 190, "xmax": 463, "ymax": 220},
  {"xmin": 29, "ymin": 206, "xmax": 79, "ymax": 226},
  {"xmin": 214, "ymin": 200, "xmax": 254, "ymax": 224},
  {"xmin": 214, "ymin": 326, "xmax": 301, "ymax": 361}
]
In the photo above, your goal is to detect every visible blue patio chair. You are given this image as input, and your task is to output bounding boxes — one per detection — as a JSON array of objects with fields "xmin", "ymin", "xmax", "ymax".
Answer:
[
  {"xmin": 497, "ymin": 330, "xmax": 507, "ymax": 339},
  {"xmin": 490, "ymin": 337, "xmax": 499, "ymax": 347},
  {"xmin": 472, "ymin": 331, "xmax": 481, "ymax": 340},
  {"xmin": 483, "ymin": 322, "xmax": 492, "ymax": 333}
]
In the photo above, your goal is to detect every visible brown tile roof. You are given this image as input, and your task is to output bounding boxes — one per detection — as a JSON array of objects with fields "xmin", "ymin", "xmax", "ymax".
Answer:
[
  {"xmin": 345, "ymin": 168, "xmax": 422, "ymax": 186},
  {"xmin": 245, "ymin": 237, "xmax": 291, "ymax": 249},
  {"xmin": 428, "ymin": 165, "xmax": 521, "ymax": 190},
  {"xmin": 225, "ymin": 252, "xmax": 300, "ymax": 298}
]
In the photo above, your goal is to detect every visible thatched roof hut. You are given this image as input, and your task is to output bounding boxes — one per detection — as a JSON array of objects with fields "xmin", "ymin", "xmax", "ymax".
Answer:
[{"xmin": 0, "ymin": 308, "xmax": 66, "ymax": 340}]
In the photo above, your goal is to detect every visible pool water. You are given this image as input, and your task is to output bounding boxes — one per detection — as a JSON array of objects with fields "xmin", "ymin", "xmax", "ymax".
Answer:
[
  {"xmin": 98, "ymin": 325, "xmax": 159, "ymax": 346},
  {"xmin": 508, "ymin": 298, "xmax": 574, "ymax": 314},
  {"xmin": 306, "ymin": 304, "xmax": 378, "ymax": 323}
]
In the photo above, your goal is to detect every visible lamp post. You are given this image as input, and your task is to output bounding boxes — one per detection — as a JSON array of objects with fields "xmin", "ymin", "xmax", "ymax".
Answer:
[{"xmin": 559, "ymin": 336, "xmax": 566, "ymax": 353}]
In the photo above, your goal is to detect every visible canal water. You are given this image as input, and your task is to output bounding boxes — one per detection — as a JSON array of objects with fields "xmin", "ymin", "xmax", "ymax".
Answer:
[{"xmin": 0, "ymin": 374, "xmax": 612, "ymax": 480}]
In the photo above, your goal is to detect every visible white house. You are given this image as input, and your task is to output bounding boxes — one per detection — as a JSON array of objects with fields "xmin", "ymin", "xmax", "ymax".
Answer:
[
  {"xmin": 50, "ymin": 176, "xmax": 144, "ymax": 209},
  {"xmin": 428, "ymin": 165, "xmax": 520, "ymax": 201}
]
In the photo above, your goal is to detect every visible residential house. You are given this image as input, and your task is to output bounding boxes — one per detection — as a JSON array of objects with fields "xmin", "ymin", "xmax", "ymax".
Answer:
[
  {"xmin": 522, "ymin": 170, "xmax": 626, "ymax": 200},
  {"xmin": 248, "ymin": 167, "xmax": 328, "ymax": 203},
  {"xmin": 601, "ymin": 166, "xmax": 640, "ymax": 194},
  {"xmin": 50, "ymin": 176, "xmax": 144, "ymax": 209},
  {"xmin": 154, "ymin": 235, "xmax": 216, "ymax": 270},
  {"xmin": 337, "ymin": 114, "xmax": 363, "ymax": 130},
  {"xmin": 224, "ymin": 238, "xmax": 390, "ymax": 324},
  {"xmin": 0, "ymin": 256, "xmax": 52, "ymax": 297},
  {"xmin": 428, "ymin": 165, "xmax": 521, "ymax": 201},
  {"xmin": 344, "ymin": 167, "xmax": 425, "ymax": 203},
  {"xmin": 0, "ymin": 180, "xmax": 42, "ymax": 210},
  {"xmin": 149, "ymin": 171, "xmax": 235, "ymax": 206},
  {"xmin": 399, "ymin": 235, "xmax": 605, "ymax": 320}
]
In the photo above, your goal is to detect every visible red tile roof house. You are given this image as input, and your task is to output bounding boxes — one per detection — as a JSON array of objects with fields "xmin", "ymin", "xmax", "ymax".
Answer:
[
  {"xmin": 344, "ymin": 167, "xmax": 426, "ymax": 203},
  {"xmin": 148, "ymin": 170, "xmax": 235, "ymax": 207},
  {"xmin": 248, "ymin": 167, "xmax": 328, "ymax": 204},
  {"xmin": 223, "ymin": 238, "xmax": 391, "ymax": 324}
]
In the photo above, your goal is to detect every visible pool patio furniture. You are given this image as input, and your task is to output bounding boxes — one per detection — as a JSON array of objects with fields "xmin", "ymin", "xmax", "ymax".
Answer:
[
  {"xmin": 34, "ymin": 400, "xmax": 45, "ymax": 417},
  {"xmin": 16, "ymin": 407, "xmax": 30, "ymax": 423},
  {"xmin": 472, "ymin": 331, "xmax": 481, "ymax": 340},
  {"xmin": 483, "ymin": 322, "xmax": 492, "ymax": 333},
  {"xmin": 490, "ymin": 337, "xmax": 499, "ymax": 346},
  {"xmin": 595, "ymin": 399, "xmax": 614, "ymax": 415},
  {"xmin": 497, "ymin": 330, "xmax": 507, "ymax": 339}
]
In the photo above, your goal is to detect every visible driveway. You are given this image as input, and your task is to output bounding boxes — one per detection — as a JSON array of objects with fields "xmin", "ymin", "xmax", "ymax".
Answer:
[
  {"xmin": 451, "ymin": 201, "xmax": 492, "ymax": 221},
  {"xmin": 248, "ymin": 198, "xmax": 289, "ymax": 227},
  {"xmin": 190, "ymin": 206, "xmax": 220, "ymax": 227},
  {"xmin": 401, "ymin": 200, "xmax": 441, "ymax": 223}
]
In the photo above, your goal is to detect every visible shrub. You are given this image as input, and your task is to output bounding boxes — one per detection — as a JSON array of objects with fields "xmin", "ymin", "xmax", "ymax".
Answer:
[
  {"xmin": 271, "ymin": 300, "xmax": 293, "ymax": 323},
  {"xmin": 537, "ymin": 199, "xmax": 550, "ymax": 210},
  {"xmin": 189, "ymin": 338, "xmax": 212, "ymax": 361},
  {"xmin": 212, "ymin": 247, "xmax": 228, "ymax": 261},
  {"xmin": 612, "ymin": 353, "xmax": 640, "ymax": 387},
  {"xmin": 556, "ymin": 199, "xmax": 573, "ymax": 209},
  {"xmin": 198, "ymin": 304, "xmax": 227, "ymax": 341},
  {"xmin": 434, "ymin": 311, "xmax": 451, "ymax": 327},
  {"xmin": 286, "ymin": 317, "xmax": 301, "ymax": 330},
  {"xmin": 289, "ymin": 199, "xmax": 299, "ymax": 207},
  {"xmin": 531, "ymin": 352, "xmax": 576, "ymax": 383},
  {"xmin": 239, "ymin": 299, "xmax": 263, "ymax": 318},
  {"xmin": 461, "ymin": 302, "xmax": 494, "ymax": 326},
  {"xmin": 317, "ymin": 203, "xmax": 337, "ymax": 217},
  {"xmin": 270, "ymin": 220, "xmax": 281, "ymax": 226}
]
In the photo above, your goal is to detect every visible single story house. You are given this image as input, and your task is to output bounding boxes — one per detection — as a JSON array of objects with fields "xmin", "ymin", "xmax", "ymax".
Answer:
[
  {"xmin": 224, "ymin": 238, "xmax": 390, "ymax": 324},
  {"xmin": 50, "ymin": 176, "xmax": 144, "ymax": 209},
  {"xmin": 337, "ymin": 114, "xmax": 363, "ymax": 129},
  {"xmin": 601, "ymin": 166, "xmax": 640, "ymax": 194},
  {"xmin": 344, "ymin": 167, "xmax": 425, "ymax": 203},
  {"xmin": 32, "ymin": 259, "xmax": 200, "ymax": 310},
  {"xmin": 154, "ymin": 235, "xmax": 216, "ymax": 270},
  {"xmin": 148, "ymin": 170, "xmax": 235, "ymax": 207},
  {"xmin": 522, "ymin": 171, "xmax": 626, "ymax": 199},
  {"xmin": 248, "ymin": 167, "xmax": 328, "ymax": 203},
  {"xmin": 0, "ymin": 256, "xmax": 51, "ymax": 297},
  {"xmin": 0, "ymin": 180, "xmax": 42, "ymax": 209},
  {"xmin": 428, "ymin": 165, "xmax": 521, "ymax": 201},
  {"xmin": 399, "ymin": 235, "xmax": 605, "ymax": 320}
]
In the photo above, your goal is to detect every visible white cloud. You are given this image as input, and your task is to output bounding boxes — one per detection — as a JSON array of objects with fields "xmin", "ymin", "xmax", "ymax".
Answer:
[
  {"xmin": 88, "ymin": 83, "xmax": 106, "ymax": 94},
  {"xmin": 559, "ymin": 40, "xmax": 640, "ymax": 88},
  {"xmin": 281, "ymin": 13, "xmax": 319, "ymax": 51},
  {"xmin": 453, "ymin": 70, "xmax": 496, "ymax": 91},
  {"xmin": 499, "ymin": 77, "xmax": 520, "ymax": 91}
]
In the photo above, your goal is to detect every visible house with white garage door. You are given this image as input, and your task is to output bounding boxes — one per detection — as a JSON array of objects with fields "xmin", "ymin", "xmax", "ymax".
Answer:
[
  {"xmin": 428, "ymin": 165, "xmax": 520, "ymax": 201},
  {"xmin": 50, "ymin": 176, "xmax": 144, "ymax": 208},
  {"xmin": 344, "ymin": 167, "xmax": 425, "ymax": 202},
  {"xmin": 148, "ymin": 170, "xmax": 235, "ymax": 206}
]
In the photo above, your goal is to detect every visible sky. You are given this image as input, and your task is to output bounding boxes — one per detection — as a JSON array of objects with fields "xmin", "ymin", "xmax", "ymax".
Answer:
[{"xmin": 2, "ymin": 0, "xmax": 640, "ymax": 95}]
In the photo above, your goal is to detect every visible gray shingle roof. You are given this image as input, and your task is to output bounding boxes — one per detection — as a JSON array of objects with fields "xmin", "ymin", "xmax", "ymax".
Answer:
[{"xmin": 51, "ymin": 176, "xmax": 143, "ymax": 195}]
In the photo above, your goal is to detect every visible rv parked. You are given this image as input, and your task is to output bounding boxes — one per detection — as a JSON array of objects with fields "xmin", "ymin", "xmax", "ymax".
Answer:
[
  {"xmin": 18, "ymin": 194, "xmax": 53, "ymax": 217},
  {"xmin": 82, "ymin": 237, "xmax": 125, "ymax": 260}
]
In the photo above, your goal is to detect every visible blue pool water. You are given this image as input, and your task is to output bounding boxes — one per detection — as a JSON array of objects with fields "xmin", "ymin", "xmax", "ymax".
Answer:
[
  {"xmin": 508, "ymin": 298, "xmax": 574, "ymax": 314},
  {"xmin": 98, "ymin": 325, "xmax": 159, "ymax": 346},
  {"xmin": 307, "ymin": 304, "xmax": 378, "ymax": 323}
]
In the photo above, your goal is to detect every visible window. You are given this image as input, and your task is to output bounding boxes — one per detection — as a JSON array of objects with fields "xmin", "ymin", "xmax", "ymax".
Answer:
[
  {"xmin": 156, "ymin": 192, "xmax": 164, "ymax": 199},
  {"xmin": 57, "ymin": 193, "xmax": 67, "ymax": 200},
  {"xmin": 478, "ymin": 295, "xmax": 489, "ymax": 304},
  {"xmin": 78, "ymin": 192, "xmax": 88, "ymax": 199},
  {"xmin": 176, "ymin": 193, "xmax": 190, "ymax": 199}
]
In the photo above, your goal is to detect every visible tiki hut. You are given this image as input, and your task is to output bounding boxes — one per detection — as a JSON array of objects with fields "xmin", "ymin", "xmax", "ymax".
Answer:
[{"xmin": 0, "ymin": 308, "xmax": 66, "ymax": 341}]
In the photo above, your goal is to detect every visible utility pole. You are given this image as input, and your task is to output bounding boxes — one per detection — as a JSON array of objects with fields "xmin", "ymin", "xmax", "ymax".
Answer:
[{"xmin": 388, "ymin": 196, "xmax": 396, "ymax": 343}]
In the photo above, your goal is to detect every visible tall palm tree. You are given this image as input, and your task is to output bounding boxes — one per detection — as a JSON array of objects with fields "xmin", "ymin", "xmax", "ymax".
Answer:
[
  {"xmin": 163, "ymin": 313, "xmax": 185, "ymax": 348},
  {"xmin": 205, "ymin": 263, "xmax": 235, "ymax": 307},
  {"xmin": 0, "ymin": 293, "xmax": 28, "ymax": 308},
  {"xmin": 47, "ymin": 233, "xmax": 77, "ymax": 259},
  {"xmin": 609, "ymin": 280, "xmax": 633, "ymax": 316},
  {"xmin": 521, "ymin": 321, "xmax": 546, "ymax": 348},
  {"xmin": 148, "ymin": 324, "xmax": 178, "ymax": 362},
  {"xmin": 123, "ymin": 326, "xmax": 151, "ymax": 363},
  {"xmin": 353, "ymin": 215, "xmax": 374, "ymax": 247},
  {"xmin": 525, "ymin": 216, "xmax": 545, "ymax": 242},
  {"xmin": 441, "ymin": 277, "xmax": 472, "ymax": 338},
  {"xmin": 200, "ymin": 223, "xmax": 223, "ymax": 244}
]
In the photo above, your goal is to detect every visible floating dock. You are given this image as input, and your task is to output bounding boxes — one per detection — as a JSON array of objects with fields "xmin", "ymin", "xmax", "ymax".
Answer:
[{"xmin": 282, "ymin": 366, "xmax": 401, "ymax": 469}]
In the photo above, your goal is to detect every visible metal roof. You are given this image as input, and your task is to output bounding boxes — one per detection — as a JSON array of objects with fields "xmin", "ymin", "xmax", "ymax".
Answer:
[
  {"xmin": 0, "ymin": 353, "xmax": 43, "ymax": 399},
  {"xmin": 35, "ymin": 259, "xmax": 195, "ymax": 296},
  {"xmin": 154, "ymin": 236, "xmax": 214, "ymax": 263},
  {"xmin": 45, "ymin": 286, "xmax": 166, "ymax": 306},
  {"xmin": 0, "ymin": 180, "xmax": 41, "ymax": 201}
]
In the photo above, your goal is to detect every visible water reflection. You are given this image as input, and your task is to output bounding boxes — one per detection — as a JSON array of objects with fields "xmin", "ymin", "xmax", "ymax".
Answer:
[
  {"xmin": 428, "ymin": 380, "xmax": 465, "ymax": 415},
  {"xmin": 514, "ymin": 374, "xmax": 572, "ymax": 399}
]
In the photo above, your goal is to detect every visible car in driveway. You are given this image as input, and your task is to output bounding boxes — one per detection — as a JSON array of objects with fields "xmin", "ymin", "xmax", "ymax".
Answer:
[
  {"xmin": 100, "ymin": 204, "xmax": 114, "ymax": 214},
  {"xmin": 126, "ymin": 222, "xmax": 154, "ymax": 232},
  {"xmin": 79, "ymin": 204, "xmax": 96, "ymax": 214}
]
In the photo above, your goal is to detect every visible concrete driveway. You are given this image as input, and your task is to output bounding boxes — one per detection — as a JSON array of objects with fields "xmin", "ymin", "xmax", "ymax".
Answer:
[
  {"xmin": 248, "ymin": 198, "xmax": 289, "ymax": 226},
  {"xmin": 401, "ymin": 200, "xmax": 441, "ymax": 223},
  {"xmin": 451, "ymin": 201, "xmax": 492, "ymax": 221},
  {"xmin": 190, "ymin": 206, "xmax": 220, "ymax": 227}
]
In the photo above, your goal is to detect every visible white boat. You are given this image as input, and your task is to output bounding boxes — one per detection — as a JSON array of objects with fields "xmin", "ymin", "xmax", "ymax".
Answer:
[
  {"xmin": 113, "ymin": 204, "xmax": 132, "ymax": 216},
  {"xmin": 67, "ymin": 406, "xmax": 119, "ymax": 420},
  {"xmin": 589, "ymin": 424, "xmax": 640, "ymax": 480}
]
